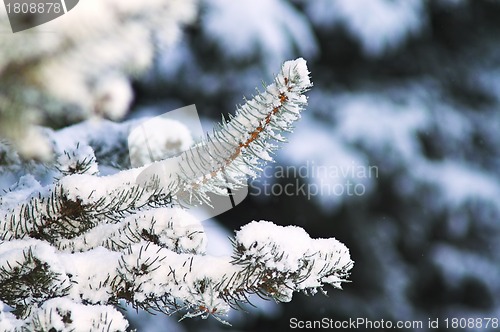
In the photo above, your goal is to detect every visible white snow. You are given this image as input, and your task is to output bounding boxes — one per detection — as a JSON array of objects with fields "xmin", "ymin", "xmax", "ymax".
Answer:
[
  {"xmin": 304, "ymin": 0, "xmax": 425, "ymax": 56},
  {"xmin": 59, "ymin": 247, "xmax": 121, "ymax": 304},
  {"xmin": 0, "ymin": 175, "xmax": 42, "ymax": 210},
  {"xmin": 93, "ymin": 74, "xmax": 133, "ymax": 120},
  {"xmin": 28, "ymin": 297, "xmax": 129, "ymax": 332},
  {"xmin": 49, "ymin": 118, "xmax": 131, "ymax": 159},
  {"xmin": 236, "ymin": 220, "xmax": 353, "ymax": 295},
  {"xmin": 334, "ymin": 93, "xmax": 429, "ymax": 168},
  {"xmin": 129, "ymin": 117, "xmax": 194, "ymax": 168},
  {"xmin": 56, "ymin": 144, "xmax": 99, "ymax": 176},
  {"xmin": 0, "ymin": 0, "xmax": 197, "ymax": 160},
  {"xmin": 281, "ymin": 114, "xmax": 374, "ymax": 210},
  {"xmin": 0, "ymin": 301, "xmax": 23, "ymax": 331},
  {"xmin": 413, "ymin": 161, "xmax": 500, "ymax": 209},
  {"xmin": 59, "ymin": 207, "xmax": 206, "ymax": 254},
  {"xmin": 203, "ymin": 0, "xmax": 317, "ymax": 70}
]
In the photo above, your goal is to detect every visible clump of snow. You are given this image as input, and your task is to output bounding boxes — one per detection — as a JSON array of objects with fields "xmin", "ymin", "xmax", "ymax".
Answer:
[
  {"xmin": 129, "ymin": 117, "xmax": 194, "ymax": 167},
  {"xmin": 58, "ymin": 171, "xmax": 126, "ymax": 204},
  {"xmin": 0, "ymin": 301, "xmax": 23, "ymax": 331},
  {"xmin": 16, "ymin": 127, "xmax": 54, "ymax": 162},
  {"xmin": 57, "ymin": 247, "xmax": 121, "ymax": 304},
  {"xmin": 279, "ymin": 57, "xmax": 312, "ymax": 90},
  {"xmin": 56, "ymin": 144, "xmax": 99, "ymax": 176},
  {"xmin": 0, "ymin": 175, "xmax": 42, "ymax": 210},
  {"xmin": 237, "ymin": 221, "xmax": 313, "ymax": 272},
  {"xmin": 58, "ymin": 208, "xmax": 207, "ymax": 254},
  {"xmin": 235, "ymin": 220, "xmax": 353, "ymax": 300},
  {"xmin": 26, "ymin": 297, "xmax": 128, "ymax": 332},
  {"xmin": 93, "ymin": 74, "xmax": 133, "ymax": 120}
]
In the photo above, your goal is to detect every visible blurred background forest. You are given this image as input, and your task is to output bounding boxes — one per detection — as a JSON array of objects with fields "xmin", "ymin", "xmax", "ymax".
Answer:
[
  {"xmin": 130, "ymin": 0, "xmax": 500, "ymax": 330},
  {"xmin": 2, "ymin": 0, "xmax": 500, "ymax": 331}
]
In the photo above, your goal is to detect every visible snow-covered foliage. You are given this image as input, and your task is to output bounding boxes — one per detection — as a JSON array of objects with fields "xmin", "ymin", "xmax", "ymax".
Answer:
[
  {"xmin": 0, "ymin": 54, "xmax": 352, "ymax": 329},
  {"xmin": 137, "ymin": 58, "xmax": 312, "ymax": 205},
  {"xmin": 0, "ymin": 0, "xmax": 196, "ymax": 160},
  {"xmin": 302, "ymin": 0, "xmax": 425, "ymax": 56},
  {"xmin": 133, "ymin": 1, "xmax": 500, "ymax": 330},
  {"xmin": 154, "ymin": 0, "xmax": 318, "ymax": 105},
  {"xmin": 0, "ymin": 298, "xmax": 129, "ymax": 332},
  {"xmin": 203, "ymin": 0, "xmax": 317, "ymax": 70},
  {"xmin": 129, "ymin": 118, "xmax": 194, "ymax": 168},
  {"xmin": 4, "ymin": 0, "xmax": 498, "ymax": 330}
]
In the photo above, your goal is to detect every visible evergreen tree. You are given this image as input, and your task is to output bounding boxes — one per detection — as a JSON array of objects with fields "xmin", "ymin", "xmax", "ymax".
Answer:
[{"xmin": 0, "ymin": 2, "xmax": 352, "ymax": 330}]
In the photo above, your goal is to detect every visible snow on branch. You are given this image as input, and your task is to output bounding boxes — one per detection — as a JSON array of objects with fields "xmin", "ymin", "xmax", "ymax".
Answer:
[
  {"xmin": 232, "ymin": 221, "xmax": 353, "ymax": 301},
  {"xmin": 0, "ymin": 222, "xmax": 352, "ymax": 328},
  {"xmin": 0, "ymin": 0, "xmax": 197, "ymax": 160},
  {"xmin": 0, "ymin": 170, "xmax": 172, "ymax": 243},
  {"xmin": 138, "ymin": 58, "xmax": 313, "ymax": 205},
  {"xmin": 1, "ymin": 58, "xmax": 312, "ymax": 243},
  {"xmin": 0, "ymin": 59, "xmax": 353, "ymax": 330},
  {"xmin": 0, "ymin": 298, "xmax": 129, "ymax": 332}
]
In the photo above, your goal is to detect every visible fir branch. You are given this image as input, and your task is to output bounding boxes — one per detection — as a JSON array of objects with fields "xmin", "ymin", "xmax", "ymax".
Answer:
[
  {"xmin": 229, "ymin": 221, "xmax": 353, "ymax": 302},
  {"xmin": 1, "ymin": 59, "xmax": 310, "ymax": 241},
  {"xmin": 56, "ymin": 207, "xmax": 206, "ymax": 254},
  {"xmin": 112, "ymin": 221, "xmax": 352, "ymax": 321},
  {"xmin": 0, "ymin": 222, "xmax": 352, "ymax": 326},
  {"xmin": 55, "ymin": 143, "xmax": 99, "ymax": 177},
  {"xmin": 22, "ymin": 298, "xmax": 128, "ymax": 331},
  {"xmin": 137, "ymin": 58, "xmax": 312, "ymax": 205},
  {"xmin": 178, "ymin": 58, "xmax": 312, "ymax": 204},
  {"xmin": 1, "ymin": 174, "xmax": 172, "ymax": 243},
  {"xmin": 0, "ymin": 241, "xmax": 72, "ymax": 317},
  {"xmin": 0, "ymin": 59, "xmax": 355, "ymax": 330}
]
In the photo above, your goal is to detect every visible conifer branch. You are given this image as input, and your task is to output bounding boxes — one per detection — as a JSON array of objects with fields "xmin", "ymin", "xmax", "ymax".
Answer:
[
  {"xmin": 138, "ymin": 58, "xmax": 312, "ymax": 205},
  {"xmin": 0, "ymin": 59, "xmax": 354, "ymax": 330},
  {"xmin": 1, "ymin": 59, "xmax": 311, "ymax": 241}
]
